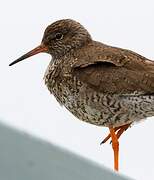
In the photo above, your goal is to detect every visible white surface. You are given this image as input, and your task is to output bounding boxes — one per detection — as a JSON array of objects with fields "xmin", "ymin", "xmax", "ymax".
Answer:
[
  {"xmin": 0, "ymin": 121, "xmax": 132, "ymax": 180},
  {"xmin": 1, "ymin": 0, "xmax": 154, "ymax": 179}
]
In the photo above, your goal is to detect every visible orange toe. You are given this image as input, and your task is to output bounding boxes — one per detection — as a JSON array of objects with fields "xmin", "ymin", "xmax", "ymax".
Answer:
[{"xmin": 100, "ymin": 123, "xmax": 131, "ymax": 145}]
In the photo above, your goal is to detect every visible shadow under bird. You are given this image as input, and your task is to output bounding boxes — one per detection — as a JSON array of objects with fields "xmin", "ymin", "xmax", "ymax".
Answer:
[{"xmin": 9, "ymin": 19, "xmax": 154, "ymax": 171}]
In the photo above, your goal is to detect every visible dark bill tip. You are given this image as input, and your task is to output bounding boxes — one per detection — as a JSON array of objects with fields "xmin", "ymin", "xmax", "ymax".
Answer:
[{"xmin": 9, "ymin": 44, "xmax": 48, "ymax": 66}]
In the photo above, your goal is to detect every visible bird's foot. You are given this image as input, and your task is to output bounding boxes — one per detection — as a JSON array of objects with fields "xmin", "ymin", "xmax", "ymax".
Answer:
[
  {"xmin": 100, "ymin": 123, "xmax": 131, "ymax": 171},
  {"xmin": 100, "ymin": 123, "xmax": 131, "ymax": 145}
]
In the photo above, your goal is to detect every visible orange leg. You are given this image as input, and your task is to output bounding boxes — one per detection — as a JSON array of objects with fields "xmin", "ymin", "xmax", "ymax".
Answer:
[
  {"xmin": 109, "ymin": 128, "xmax": 119, "ymax": 171},
  {"xmin": 100, "ymin": 126, "xmax": 120, "ymax": 144},
  {"xmin": 116, "ymin": 124, "xmax": 130, "ymax": 139},
  {"xmin": 100, "ymin": 123, "xmax": 131, "ymax": 145}
]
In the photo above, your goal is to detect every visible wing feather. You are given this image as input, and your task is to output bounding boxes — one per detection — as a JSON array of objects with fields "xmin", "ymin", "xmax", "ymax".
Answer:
[{"xmin": 72, "ymin": 45, "xmax": 154, "ymax": 94}]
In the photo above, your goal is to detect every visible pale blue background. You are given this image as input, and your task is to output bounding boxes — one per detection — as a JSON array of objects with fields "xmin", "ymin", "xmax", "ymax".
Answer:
[{"xmin": 1, "ymin": 0, "xmax": 154, "ymax": 179}]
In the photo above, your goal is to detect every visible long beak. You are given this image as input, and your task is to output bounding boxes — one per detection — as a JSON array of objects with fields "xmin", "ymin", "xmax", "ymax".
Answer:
[{"xmin": 9, "ymin": 44, "xmax": 48, "ymax": 66}]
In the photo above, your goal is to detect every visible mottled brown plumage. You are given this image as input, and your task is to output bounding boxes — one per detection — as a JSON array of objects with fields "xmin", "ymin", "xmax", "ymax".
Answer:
[{"xmin": 9, "ymin": 19, "xmax": 154, "ymax": 171}]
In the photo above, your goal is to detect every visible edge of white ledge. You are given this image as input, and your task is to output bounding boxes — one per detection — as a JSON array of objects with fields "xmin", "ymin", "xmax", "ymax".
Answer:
[{"xmin": 0, "ymin": 120, "xmax": 133, "ymax": 180}]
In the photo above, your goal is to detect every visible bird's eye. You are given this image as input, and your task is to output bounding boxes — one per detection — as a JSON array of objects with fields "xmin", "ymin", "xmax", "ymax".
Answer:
[{"xmin": 55, "ymin": 33, "xmax": 63, "ymax": 40}]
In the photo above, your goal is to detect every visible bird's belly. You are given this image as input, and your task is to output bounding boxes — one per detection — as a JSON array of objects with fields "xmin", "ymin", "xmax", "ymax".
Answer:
[
  {"xmin": 62, "ymin": 88, "xmax": 154, "ymax": 127},
  {"xmin": 62, "ymin": 92, "xmax": 130, "ymax": 127}
]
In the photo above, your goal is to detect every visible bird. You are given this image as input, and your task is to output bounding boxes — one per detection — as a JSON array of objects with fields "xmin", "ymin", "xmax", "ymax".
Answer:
[{"xmin": 9, "ymin": 19, "xmax": 154, "ymax": 171}]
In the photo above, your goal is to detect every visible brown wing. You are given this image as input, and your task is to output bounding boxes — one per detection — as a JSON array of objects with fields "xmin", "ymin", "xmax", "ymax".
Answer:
[{"xmin": 72, "ymin": 44, "xmax": 154, "ymax": 95}]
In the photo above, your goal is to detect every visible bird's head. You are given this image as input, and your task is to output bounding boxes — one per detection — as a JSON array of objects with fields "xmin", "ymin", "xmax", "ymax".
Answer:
[{"xmin": 9, "ymin": 19, "xmax": 91, "ymax": 66}]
